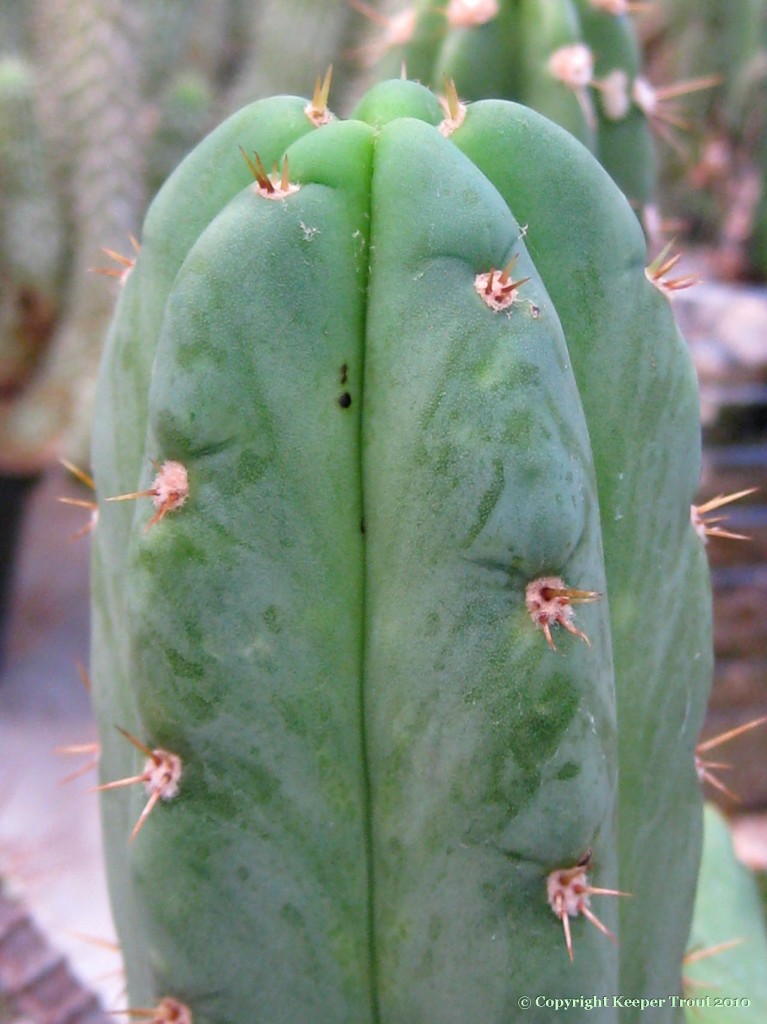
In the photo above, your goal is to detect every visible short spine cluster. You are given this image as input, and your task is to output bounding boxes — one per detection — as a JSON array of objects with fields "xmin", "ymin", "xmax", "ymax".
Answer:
[{"xmin": 547, "ymin": 852, "xmax": 628, "ymax": 962}]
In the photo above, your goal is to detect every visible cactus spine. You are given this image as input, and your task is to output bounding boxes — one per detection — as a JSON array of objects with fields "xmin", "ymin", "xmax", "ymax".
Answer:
[{"xmin": 90, "ymin": 78, "xmax": 711, "ymax": 1022}]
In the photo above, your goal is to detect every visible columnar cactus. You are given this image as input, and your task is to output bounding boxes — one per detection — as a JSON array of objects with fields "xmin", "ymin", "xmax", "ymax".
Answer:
[
  {"xmin": 90, "ymin": 78, "xmax": 711, "ymax": 1022},
  {"xmin": 639, "ymin": 0, "xmax": 767, "ymax": 276},
  {"xmin": 361, "ymin": 0, "xmax": 658, "ymax": 208}
]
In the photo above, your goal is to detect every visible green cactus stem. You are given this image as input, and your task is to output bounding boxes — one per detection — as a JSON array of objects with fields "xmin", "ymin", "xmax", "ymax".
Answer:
[{"xmin": 90, "ymin": 78, "xmax": 711, "ymax": 1023}]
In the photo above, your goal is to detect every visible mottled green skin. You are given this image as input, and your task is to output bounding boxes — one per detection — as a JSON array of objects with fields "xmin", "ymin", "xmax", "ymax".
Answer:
[
  {"xmin": 92, "ymin": 80, "xmax": 709, "ymax": 1023},
  {"xmin": 455, "ymin": 99, "xmax": 710, "ymax": 1022}
]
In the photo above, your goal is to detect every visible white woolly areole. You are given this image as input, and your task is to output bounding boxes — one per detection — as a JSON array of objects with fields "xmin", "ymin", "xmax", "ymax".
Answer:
[
  {"xmin": 632, "ymin": 76, "xmax": 657, "ymax": 116},
  {"xmin": 590, "ymin": 0, "xmax": 629, "ymax": 15},
  {"xmin": 690, "ymin": 504, "xmax": 708, "ymax": 544},
  {"xmin": 525, "ymin": 575, "xmax": 575, "ymax": 628},
  {"xmin": 599, "ymin": 68, "xmax": 631, "ymax": 120},
  {"xmin": 547, "ymin": 44, "xmax": 595, "ymax": 90},
  {"xmin": 547, "ymin": 864, "xmax": 592, "ymax": 918},
  {"xmin": 118, "ymin": 264, "xmax": 134, "ymax": 287},
  {"xmin": 304, "ymin": 102, "xmax": 334, "ymax": 128},
  {"xmin": 446, "ymin": 0, "xmax": 499, "ymax": 27},
  {"xmin": 143, "ymin": 750, "xmax": 183, "ymax": 801},
  {"xmin": 153, "ymin": 997, "xmax": 193, "ymax": 1024},
  {"xmin": 439, "ymin": 101, "xmax": 467, "ymax": 137},
  {"xmin": 151, "ymin": 461, "xmax": 189, "ymax": 513},
  {"xmin": 474, "ymin": 269, "xmax": 523, "ymax": 311},
  {"xmin": 255, "ymin": 178, "xmax": 301, "ymax": 201},
  {"xmin": 388, "ymin": 8, "xmax": 418, "ymax": 46}
]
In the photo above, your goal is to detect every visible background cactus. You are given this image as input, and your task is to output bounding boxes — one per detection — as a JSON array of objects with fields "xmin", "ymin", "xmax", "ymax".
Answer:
[
  {"xmin": 90, "ymin": 77, "xmax": 711, "ymax": 1022},
  {"xmin": 359, "ymin": 1, "xmax": 664, "ymax": 216},
  {"xmin": 0, "ymin": 0, "xmax": 372, "ymax": 475},
  {"xmin": 683, "ymin": 805, "xmax": 767, "ymax": 1022},
  {"xmin": 0, "ymin": 0, "xmax": 148, "ymax": 474},
  {"xmin": 639, "ymin": 0, "xmax": 767, "ymax": 278}
]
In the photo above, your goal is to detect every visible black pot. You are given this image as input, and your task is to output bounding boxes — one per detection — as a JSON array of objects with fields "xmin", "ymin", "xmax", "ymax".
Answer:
[{"xmin": 0, "ymin": 472, "xmax": 41, "ymax": 668}]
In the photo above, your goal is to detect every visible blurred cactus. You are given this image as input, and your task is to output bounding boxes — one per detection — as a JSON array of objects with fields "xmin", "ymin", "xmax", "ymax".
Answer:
[
  {"xmin": 683, "ymin": 805, "xmax": 767, "ymax": 1022},
  {"xmin": 640, "ymin": 0, "xmax": 767, "ymax": 278},
  {"xmin": 0, "ymin": 0, "xmax": 372, "ymax": 476},
  {"xmin": 220, "ymin": 0, "xmax": 370, "ymax": 115},
  {"xmin": 0, "ymin": 55, "xmax": 64, "ymax": 405},
  {"xmin": 0, "ymin": 0, "xmax": 148, "ymax": 474},
  {"xmin": 354, "ymin": 0, "xmax": 721, "ymax": 227}
]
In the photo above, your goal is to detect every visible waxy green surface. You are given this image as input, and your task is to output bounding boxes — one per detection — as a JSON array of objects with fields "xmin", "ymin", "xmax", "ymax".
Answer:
[
  {"xmin": 453, "ymin": 99, "xmax": 711, "ymax": 1021},
  {"xmin": 91, "ymin": 80, "xmax": 710, "ymax": 1023}
]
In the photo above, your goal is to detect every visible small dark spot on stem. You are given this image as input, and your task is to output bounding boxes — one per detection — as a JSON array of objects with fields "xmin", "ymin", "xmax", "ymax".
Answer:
[
  {"xmin": 338, "ymin": 392, "xmax": 352, "ymax": 408},
  {"xmin": 339, "ymin": 363, "xmax": 348, "ymax": 384}
]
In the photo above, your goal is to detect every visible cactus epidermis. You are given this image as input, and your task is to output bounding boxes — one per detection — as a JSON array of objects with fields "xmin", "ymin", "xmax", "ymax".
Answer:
[{"xmin": 91, "ymin": 79, "xmax": 711, "ymax": 1023}]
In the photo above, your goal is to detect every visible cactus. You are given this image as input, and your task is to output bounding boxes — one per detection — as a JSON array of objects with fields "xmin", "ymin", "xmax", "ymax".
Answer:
[
  {"xmin": 359, "ymin": 1, "xmax": 660, "ymax": 208},
  {"xmin": 683, "ymin": 805, "xmax": 767, "ymax": 1022},
  {"xmin": 0, "ymin": 0, "xmax": 148, "ymax": 473},
  {"xmin": 90, "ymin": 78, "xmax": 711, "ymax": 1022},
  {"xmin": 0, "ymin": 0, "xmax": 390, "ymax": 476},
  {"xmin": 0, "ymin": 54, "xmax": 64, "ymax": 403},
  {"xmin": 639, "ymin": 0, "xmax": 767, "ymax": 277}
]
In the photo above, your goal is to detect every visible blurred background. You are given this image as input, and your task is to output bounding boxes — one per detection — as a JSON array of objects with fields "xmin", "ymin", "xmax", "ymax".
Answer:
[{"xmin": 1, "ymin": 0, "xmax": 766, "ymax": 1017}]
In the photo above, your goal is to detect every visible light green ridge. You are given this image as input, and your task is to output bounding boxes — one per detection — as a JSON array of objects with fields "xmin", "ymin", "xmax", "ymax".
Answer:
[
  {"xmin": 358, "ymin": 109, "xmax": 617, "ymax": 1021},
  {"xmin": 91, "ymin": 94, "xmax": 325, "ymax": 1011},
  {"xmin": 453, "ymin": 99, "xmax": 711, "ymax": 1022}
]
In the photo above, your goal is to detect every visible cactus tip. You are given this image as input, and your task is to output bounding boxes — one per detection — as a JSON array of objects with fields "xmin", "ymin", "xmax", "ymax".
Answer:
[
  {"xmin": 525, "ymin": 576, "xmax": 600, "ymax": 650},
  {"xmin": 240, "ymin": 147, "xmax": 300, "ymax": 200},
  {"xmin": 632, "ymin": 74, "xmax": 721, "ymax": 156},
  {"xmin": 91, "ymin": 236, "xmax": 140, "ymax": 286},
  {"xmin": 305, "ymin": 66, "xmax": 334, "ymax": 127},
  {"xmin": 345, "ymin": 3, "xmax": 417, "ymax": 67},
  {"xmin": 547, "ymin": 44, "xmax": 595, "ymax": 91},
  {"xmin": 594, "ymin": 68, "xmax": 631, "ymax": 121},
  {"xmin": 547, "ymin": 45, "xmax": 596, "ymax": 127},
  {"xmin": 58, "ymin": 459, "xmax": 99, "ymax": 537},
  {"xmin": 56, "ymin": 740, "xmax": 101, "ymax": 784},
  {"xmin": 439, "ymin": 78, "xmax": 467, "ymax": 136}
]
